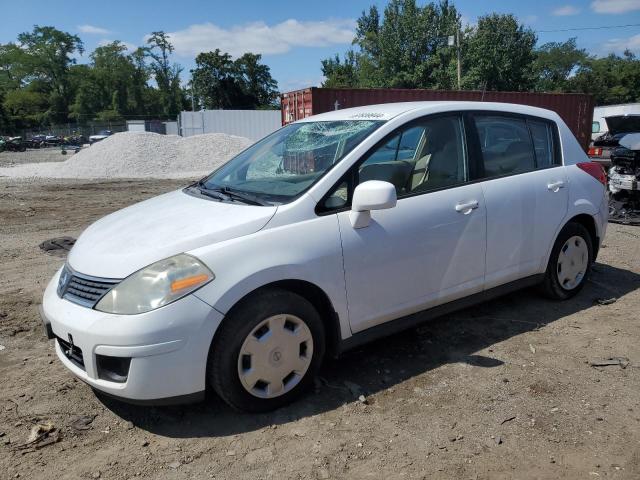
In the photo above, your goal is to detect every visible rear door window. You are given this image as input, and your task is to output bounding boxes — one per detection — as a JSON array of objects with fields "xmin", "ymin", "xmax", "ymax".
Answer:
[{"xmin": 473, "ymin": 115, "xmax": 535, "ymax": 178}]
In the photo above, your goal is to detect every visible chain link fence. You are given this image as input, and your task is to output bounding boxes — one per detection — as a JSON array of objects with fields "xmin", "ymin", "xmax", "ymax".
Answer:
[{"xmin": 7, "ymin": 122, "xmax": 127, "ymax": 141}]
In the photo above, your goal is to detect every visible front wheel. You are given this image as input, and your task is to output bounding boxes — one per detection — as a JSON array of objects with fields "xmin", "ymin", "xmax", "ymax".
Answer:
[
  {"xmin": 540, "ymin": 222, "xmax": 593, "ymax": 300},
  {"xmin": 207, "ymin": 288, "xmax": 325, "ymax": 412}
]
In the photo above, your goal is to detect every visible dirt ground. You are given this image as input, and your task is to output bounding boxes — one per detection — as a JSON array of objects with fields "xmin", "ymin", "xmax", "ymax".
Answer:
[{"xmin": 1, "ymin": 177, "xmax": 639, "ymax": 480}]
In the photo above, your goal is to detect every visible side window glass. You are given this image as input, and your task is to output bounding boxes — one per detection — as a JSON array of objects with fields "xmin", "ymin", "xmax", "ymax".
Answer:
[
  {"xmin": 321, "ymin": 180, "xmax": 348, "ymax": 210},
  {"xmin": 358, "ymin": 115, "xmax": 467, "ymax": 196},
  {"xmin": 592, "ymin": 121, "xmax": 600, "ymax": 134},
  {"xmin": 365, "ymin": 134, "xmax": 400, "ymax": 164},
  {"xmin": 528, "ymin": 120, "xmax": 555, "ymax": 168},
  {"xmin": 474, "ymin": 115, "xmax": 535, "ymax": 177}
]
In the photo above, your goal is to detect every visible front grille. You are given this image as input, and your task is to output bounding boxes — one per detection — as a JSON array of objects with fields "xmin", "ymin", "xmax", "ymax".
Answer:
[
  {"xmin": 56, "ymin": 336, "xmax": 85, "ymax": 370},
  {"xmin": 58, "ymin": 265, "xmax": 120, "ymax": 308}
]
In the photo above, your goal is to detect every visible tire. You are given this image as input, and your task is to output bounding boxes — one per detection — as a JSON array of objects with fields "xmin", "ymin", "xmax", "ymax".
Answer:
[
  {"xmin": 540, "ymin": 222, "xmax": 593, "ymax": 300},
  {"xmin": 207, "ymin": 288, "xmax": 325, "ymax": 412}
]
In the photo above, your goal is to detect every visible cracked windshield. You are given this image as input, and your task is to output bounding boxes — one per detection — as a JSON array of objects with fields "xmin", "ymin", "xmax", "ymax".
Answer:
[{"xmin": 201, "ymin": 120, "xmax": 383, "ymax": 203}]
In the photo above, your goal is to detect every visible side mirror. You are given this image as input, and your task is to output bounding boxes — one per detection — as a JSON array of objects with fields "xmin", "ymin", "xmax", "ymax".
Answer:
[{"xmin": 349, "ymin": 180, "xmax": 397, "ymax": 229}]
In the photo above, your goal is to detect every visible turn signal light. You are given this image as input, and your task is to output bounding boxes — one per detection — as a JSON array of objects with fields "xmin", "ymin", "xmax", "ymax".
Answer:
[{"xmin": 170, "ymin": 274, "xmax": 210, "ymax": 293}]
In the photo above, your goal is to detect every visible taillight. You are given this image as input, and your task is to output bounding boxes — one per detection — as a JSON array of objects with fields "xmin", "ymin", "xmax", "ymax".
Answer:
[
  {"xmin": 588, "ymin": 147, "xmax": 602, "ymax": 157},
  {"xmin": 577, "ymin": 162, "xmax": 607, "ymax": 186}
]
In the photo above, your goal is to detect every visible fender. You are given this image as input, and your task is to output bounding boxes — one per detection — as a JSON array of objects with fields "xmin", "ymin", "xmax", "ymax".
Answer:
[{"xmin": 194, "ymin": 266, "xmax": 351, "ymax": 341}]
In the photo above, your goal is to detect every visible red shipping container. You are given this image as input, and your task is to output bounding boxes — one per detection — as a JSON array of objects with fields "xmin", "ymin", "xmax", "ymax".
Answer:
[{"xmin": 281, "ymin": 87, "xmax": 594, "ymax": 151}]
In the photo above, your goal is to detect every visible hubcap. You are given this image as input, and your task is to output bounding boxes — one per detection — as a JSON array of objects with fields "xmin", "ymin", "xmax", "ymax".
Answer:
[
  {"xmin": 237, "ymin": 314, "xmax": 313, "ymax": 399},
  {"xmin": 556, "ymin": 235, "xmax": 588, "ymax": 290}
]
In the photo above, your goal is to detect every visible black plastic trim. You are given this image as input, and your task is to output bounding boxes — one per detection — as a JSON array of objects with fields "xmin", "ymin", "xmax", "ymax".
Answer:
[
  {"xmin": 94, "ymin": 389, "xmax": 205, "ymax": 406},
  {"xmin": 337, "ymin": 274, "xmax": 545, "ymax": 354},
  {"xmin": 39, "ymin": 305, "xmax": 55, "ymax": 340},
  {"xmin": 58, "ymin": 264, "xmax": 121, "ymax": 309}
]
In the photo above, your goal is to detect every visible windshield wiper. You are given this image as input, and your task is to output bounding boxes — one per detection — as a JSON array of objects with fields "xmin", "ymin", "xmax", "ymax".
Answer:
[
  {"xmin": 191, "ymin": 180, "xmax": 228, "ymax": 201},
  {"xmin": 218, "ymin": 186, "xmax": 270, "ymax": 206},
  {"xmin": 194, "ymin": 180, "xmax": 269, "ymax": 206}
]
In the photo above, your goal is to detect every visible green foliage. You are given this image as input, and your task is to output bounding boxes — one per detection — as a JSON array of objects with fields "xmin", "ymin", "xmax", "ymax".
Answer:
[
  {"xmin": 533, "ymin": 38, "xmax": 587, "ymax": 92},
  {"xmin": 321, "ymin": 52, "xmax": 358, "ymax": 88},
  {"xmin": 463, "ymin": 14, "xmax": 537, "ymax": 91},
  {"xmin": 147, "ymin": 31, "xmax": 183, "ymax": 117},
  {"xmin": 190, "ymin": 49, "xmax": 278, "ymax": 109},
  {"xmin": 571, "ymin": 51, "xmax": 640, "ymax": 104},
  {"xmin": 322, "ymin": 0, "xmax": 460, "ymax": 88},
  {"xmin": 323, "ymin": 0, "xmax": 461, "ymax": 89},
  {"xmin": 16, "ymin": 26, "xmax": 84, "ymax": 122},
  {"xmin": 321, "ymin": 2, "xmax": 640, "ymax": 104}
]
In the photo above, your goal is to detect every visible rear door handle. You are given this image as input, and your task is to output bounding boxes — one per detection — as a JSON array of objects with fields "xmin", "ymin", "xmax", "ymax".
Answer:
[
  {"xmin": 455, "ymin": 200, "xmax": 479, "ymax": 213},
  {"xmin": 547, "ymin": 181, "xmax": 565, "ymax": 192}
]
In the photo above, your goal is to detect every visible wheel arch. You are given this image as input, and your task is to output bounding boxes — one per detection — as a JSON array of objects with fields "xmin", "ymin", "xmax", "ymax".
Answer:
[
  {"xmin": 569, "ymin": 213, "xmax": 599, "ymax": 258},
  {"xmin": 544, "ymin": 212, "xmax": 600, "ymax": 271},
  {"xmin": 210, "ymin": 279, "xmax": 344, "ymax": 360}
]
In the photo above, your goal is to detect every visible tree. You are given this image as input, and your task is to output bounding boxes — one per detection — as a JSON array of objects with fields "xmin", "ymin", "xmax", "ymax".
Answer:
[
  {"xmin": 190, "ymin": 49, "xmax": 278, "ymax": 109},
  {"xmin": 534, "ymin": 38, "xmax": 587, "ymax": 92},
  {"xmin": 321, "ymin": 52, "xmax": 358, "ymax": 88},
  {"xmin": 235, "ymin": 53, "xmax": 279, "ymax": 108},
  {"xmin": 322, "ymin": 0, "xmax": 461, "ymax": 89},
  {"xmin": 147, "ymin": 31, "xmax": 182, "ymax": 117},
  {"xmin": 16, "ymin": 26, "xmax": 84, "ymax": 122},
  {"xmin": 463, "ymin": 14, "xmax": 537, "ymax": 91},
  {"xmin": 571, "ymin": 50, "xmax": 640, "ymax": 105}
]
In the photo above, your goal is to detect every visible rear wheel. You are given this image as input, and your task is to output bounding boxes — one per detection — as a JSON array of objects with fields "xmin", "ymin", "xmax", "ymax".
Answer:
[
  {"xmin": 541, "ymin": 222, "xmax": 593, "ymax": 300},
  {"xmin": 207, "ymin": 288, "xmax": 325, "ymax": 412}
]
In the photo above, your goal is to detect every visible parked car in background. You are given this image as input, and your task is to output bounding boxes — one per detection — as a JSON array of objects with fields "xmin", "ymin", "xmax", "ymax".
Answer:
[
  {"xmin": 89, "ymin": 130, "xmax": 113, "ymax": 144},
  {"xmin": 608, "ymin": 132, "xmax": 640, "ymax": 224},
  {"xmin": 0, "ymin": 136, "xmax": 27, "ymax": 152},
  {"xmin": 589, "ymin": 114, "xmax": 640, "ymax": 165},
  {"xmin": 41, "ymin": 102, "xmax": 608, "ymax": 412},
  {"xmin": 592, "ymin": 103, "xmax": 640, "ymax": 141}
]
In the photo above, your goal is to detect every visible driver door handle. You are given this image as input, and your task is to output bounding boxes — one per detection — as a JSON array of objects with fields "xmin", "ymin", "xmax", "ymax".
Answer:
[{"xmin": 455, "ymin": 200, "xmax": 479, "ymax": 213}]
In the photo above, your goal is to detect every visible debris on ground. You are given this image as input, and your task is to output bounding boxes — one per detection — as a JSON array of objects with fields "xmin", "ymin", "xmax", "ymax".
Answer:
[
  {"xmin": 500, "ymin": 416, "xmax": 517, "ymax": 425},
  {"xmin": 595, "ymin": 297, "xmax": 617, "ymax": 306},
  {"xmin": 39, "ymin": 237, "xmax": 76, "ymax": 255},
  {"xmin": 18, "ymin": 421, "xmax": 60, "ymax": 450},
  {"xmin": 70, "ymin": 415, "xmax": 96, "ymax": 431},
  {"xmin": 589, "ymin": 357, "xmax": 630, "ymax": 369}
]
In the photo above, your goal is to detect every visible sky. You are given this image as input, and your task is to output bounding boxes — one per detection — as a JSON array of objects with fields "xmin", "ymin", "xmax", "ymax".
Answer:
[{"xmin": 2, "ymin": 0, "xmax": 640, "ymax": 92}]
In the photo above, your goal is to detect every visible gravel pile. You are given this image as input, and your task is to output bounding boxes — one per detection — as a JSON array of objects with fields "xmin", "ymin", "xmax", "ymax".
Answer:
[{"xmin": 0, "ymin": 131, "xmax": 252, "ymax": 179}]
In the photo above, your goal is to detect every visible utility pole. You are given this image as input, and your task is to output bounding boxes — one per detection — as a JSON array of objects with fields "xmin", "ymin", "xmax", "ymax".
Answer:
[
  {"xmin": 191, "ymin": 81, "xmax": 196, "ymax": 111},
  {"xmin": 456, "ymin": 23, "xmax": 461, "ymax": 90}
]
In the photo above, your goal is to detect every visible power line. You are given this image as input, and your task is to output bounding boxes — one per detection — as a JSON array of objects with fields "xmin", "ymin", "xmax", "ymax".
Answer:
[{"xmin": 535, "ymin": 23, "xmax": 640, "ymax": 33}]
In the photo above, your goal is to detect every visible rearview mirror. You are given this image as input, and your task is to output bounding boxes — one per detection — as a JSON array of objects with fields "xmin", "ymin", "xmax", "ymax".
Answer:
[{"xmin": 350, "ymin": 180, "xmax": 397, "ymax": 229}]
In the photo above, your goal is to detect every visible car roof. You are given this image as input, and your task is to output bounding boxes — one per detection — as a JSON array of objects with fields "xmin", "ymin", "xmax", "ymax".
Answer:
[{"xmin": 298, "ymin": 101, "xmax": 559, "ymax": 123}]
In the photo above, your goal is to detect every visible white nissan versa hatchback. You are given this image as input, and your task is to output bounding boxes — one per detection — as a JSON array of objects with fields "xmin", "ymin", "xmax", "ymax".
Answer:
[{"xmin": 41, "ymin": 102, "xmax": 608, "ymax": 412}]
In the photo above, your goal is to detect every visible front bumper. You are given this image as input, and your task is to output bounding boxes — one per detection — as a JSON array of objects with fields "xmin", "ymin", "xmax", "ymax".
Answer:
[{"xmin": 41, "ymin": 268, "xmax": 224, "ymax": 403}]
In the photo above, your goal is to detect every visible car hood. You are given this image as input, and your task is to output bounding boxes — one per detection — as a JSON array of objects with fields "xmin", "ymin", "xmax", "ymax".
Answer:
[{"xmin": 67, "ymin": 189, "xmax": 277, "ymax": 278}]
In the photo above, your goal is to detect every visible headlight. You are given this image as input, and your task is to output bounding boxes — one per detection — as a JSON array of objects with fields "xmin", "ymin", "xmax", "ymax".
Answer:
[{"xmin": 95, "ymin": 254, "xmax": 214, "ymax": 314}]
